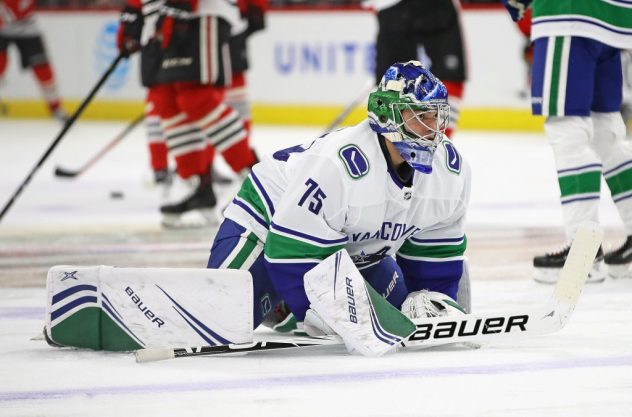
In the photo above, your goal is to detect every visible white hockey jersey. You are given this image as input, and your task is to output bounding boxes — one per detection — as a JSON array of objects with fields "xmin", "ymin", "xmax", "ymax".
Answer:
[{"xmin": 224, "ymin": 120, "xmax": 471, "ymax": 271}]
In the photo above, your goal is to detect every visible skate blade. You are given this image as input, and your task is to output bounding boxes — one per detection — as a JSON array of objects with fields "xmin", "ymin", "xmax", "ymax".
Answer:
[
  {"xmin": 607, "ymin": 264, "xmax": 632, "ymax": 279},
  {"xmin": 161, "ymin": 208, "xmax": 218, "ymax": 229},
  {"xmin": 534, "ymin": 261, "xmax": 606, "ymax": 284}
]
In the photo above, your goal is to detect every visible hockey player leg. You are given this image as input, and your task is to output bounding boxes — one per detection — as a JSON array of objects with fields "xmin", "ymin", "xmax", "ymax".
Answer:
[
  {"xmin": 45, "ymin": 265, "xmax": 253, "ymax": 351},
  {"xmin": 591, "ymin": 111, "xmax": 632, "ymax": 278},
  {"xmin": 155, "ymin": 85, "xmax": 217, "ymax": 228},
  {"xmin": 456, "ymin": 259, "xmax": 472, "ymax": 314},
  {"xmin": 303, "ymin": 250, "xmax": 416, "ymax": 357},
  {"xmin": 145, "ymin": 87, "xmax": 171, "ymax": 193},
  {"xmin": 534, "ymin": 116, "xmax": 606, "ymax": 283},
  {"xmin": 208, "ymin": 218, "xmax": 282, "ymax": 327}
]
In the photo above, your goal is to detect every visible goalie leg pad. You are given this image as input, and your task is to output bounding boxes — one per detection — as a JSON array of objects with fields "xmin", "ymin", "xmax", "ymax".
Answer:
[
  {"xmin": 46, "ymin": 266, "xmax": 253, "ymax": 351},
  {"xmin": 304, "ymin": 250, "xmax": 416, "ymax": 357}
]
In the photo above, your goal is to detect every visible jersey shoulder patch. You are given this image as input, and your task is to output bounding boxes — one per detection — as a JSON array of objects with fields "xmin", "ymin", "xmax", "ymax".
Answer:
[
  {"xmin": 338, "ymin": 144, "xmax": 370, "ymax": 179},
  {"xmin": 442, "ymin": 140, "xmax": 462, "ymax": 175}
]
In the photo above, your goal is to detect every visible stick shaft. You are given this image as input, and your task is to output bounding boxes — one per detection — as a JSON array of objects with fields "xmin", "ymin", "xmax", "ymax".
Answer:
[
  {"xmin": 0, "ymin": 54, "xmax": 124, "ymax": 223},
  {"xmin": 55, "ymin": 113, "xmax": 145, "ymax": 178},
  {"xmin": 321, "ymin": 79, "xmax": 374, "ymax": 134},
  {"xmin": 136, "ymin": 340, "xmax": 334, "ymax": 363}
]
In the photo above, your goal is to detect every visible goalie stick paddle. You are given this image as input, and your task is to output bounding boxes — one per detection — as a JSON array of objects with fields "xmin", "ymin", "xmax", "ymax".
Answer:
[
  {"xmin": 54, "ymin": 113, "xmax": 145, "ymax": 178},
  {"xmin": 134, "ymin": 223, "xmax": 603, "ymax": 362}
]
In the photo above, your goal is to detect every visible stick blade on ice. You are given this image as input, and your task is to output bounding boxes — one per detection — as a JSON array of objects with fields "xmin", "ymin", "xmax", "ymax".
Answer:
[{"xmin": 54, "ymin": 166, "xmax": 79, "ymax": 178}]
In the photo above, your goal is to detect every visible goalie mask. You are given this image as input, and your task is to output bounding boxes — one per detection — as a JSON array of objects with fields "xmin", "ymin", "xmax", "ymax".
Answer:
[{"xmin": 368, "ymin": 61, "xmax": 450, "ymax": 174}]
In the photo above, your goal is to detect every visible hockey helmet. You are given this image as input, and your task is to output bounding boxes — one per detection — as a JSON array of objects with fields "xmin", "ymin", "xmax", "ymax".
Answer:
[{"xmin": 368, "ymin": 61, "xmax": 450, "ymax": 174}]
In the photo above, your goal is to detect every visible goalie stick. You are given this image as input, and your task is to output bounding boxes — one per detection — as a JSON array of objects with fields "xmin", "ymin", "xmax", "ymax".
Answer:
[
  {"xmin": 135, "ymin": 224, "xmax": 603, "ymax": 363},
  {"xmin": 54, "ymin": 113, "xmax": 145, "ymax": 178},
  {"xmin": 135, "ymin": 339, "xmax": 338, "ymax": 363}
]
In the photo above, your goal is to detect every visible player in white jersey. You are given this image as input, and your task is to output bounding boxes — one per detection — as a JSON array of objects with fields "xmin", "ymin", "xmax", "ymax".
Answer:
[
  {"xmin": 502, "ymin": 0, "xmax": 632, "ymax": 282},
  {"xmin": 208, "ymin": 61, "xmax": 471, "ymax": 329}
]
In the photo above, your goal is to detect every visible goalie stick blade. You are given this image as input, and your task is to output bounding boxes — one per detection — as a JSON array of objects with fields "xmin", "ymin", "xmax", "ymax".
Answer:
[
  {"xmin": 54, "ymin": 166, "xmax": 79, "ymax": 178},
  {"xmin": 402, "ymin": 223, "xmax": 604, "ymax": 348},
  {"xmin": 135, "ymin": 339, "xmax": 338, "ymax": 363}
]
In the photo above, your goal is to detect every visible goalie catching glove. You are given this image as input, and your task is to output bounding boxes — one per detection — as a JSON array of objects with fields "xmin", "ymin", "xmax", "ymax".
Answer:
[{"xmin": 401, "ymin": 290, "xmax": 466, "ymax": 319}]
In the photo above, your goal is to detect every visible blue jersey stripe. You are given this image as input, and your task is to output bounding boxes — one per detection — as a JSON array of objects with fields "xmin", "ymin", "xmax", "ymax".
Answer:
[{"xmin": 271, "ymin": 222, "xmax": 348, "ymax": 245}]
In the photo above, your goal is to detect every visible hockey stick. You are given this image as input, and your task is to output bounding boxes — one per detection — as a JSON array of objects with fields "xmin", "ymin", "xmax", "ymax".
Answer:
[
  {"xmin": 0, "ymin": 54, "xmax": 125, "ymax": 223},
  {"xmin": 135, "ymin": 339, "xmax": 337, "ymax": 363},
  {"xmin": 54, "ymin": 113, "xmax": 145, "ymax": 178},
  {"xmin": 321, "ymin": 79, "xmax": 374, "ymax": 135},
  {"xmin": 135, "ymin": 224, "xmax": 602, "ymax": 362}
]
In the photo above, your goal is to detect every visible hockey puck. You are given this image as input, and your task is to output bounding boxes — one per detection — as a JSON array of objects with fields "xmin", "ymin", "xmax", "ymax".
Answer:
[{"xmin": 110, "ymin": 191, "xmax": 124, "ymax": 199}]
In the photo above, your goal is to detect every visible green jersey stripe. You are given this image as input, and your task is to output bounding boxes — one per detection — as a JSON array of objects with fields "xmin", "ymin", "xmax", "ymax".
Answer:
[
  {"xmin": 398, "ymin": 236, "xmax": 467, "ymax": 259},
  {"xmin": 548, "ymin": 36, "xmax": 565, "ymax": 116},
  {"xmin": 227, "ymin": 232, "xmax": 261, "ymax": 269},
  {"xmin": 265, "ymin": 230, "xmax": 345, "ymax": 261},
  {"xmin": 236, "ymin": 177, "xmax": 270, "ymax": 224},
  {"xmin": 533, "ymin": 1, "xmax": 632, "ymax": 29}
]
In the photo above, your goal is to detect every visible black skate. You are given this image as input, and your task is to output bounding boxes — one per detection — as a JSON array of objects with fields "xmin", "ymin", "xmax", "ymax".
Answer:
[
  {"xmin": 604, "ymin": 236, "xmax": 632, "ymax": 279},
  {"xmin": 533, "ymin": 242, "xmax": 606, "ymax": 284},
  {"xmin": 160, "ymin": 171, "xmax": 217, "ymax": 228}
]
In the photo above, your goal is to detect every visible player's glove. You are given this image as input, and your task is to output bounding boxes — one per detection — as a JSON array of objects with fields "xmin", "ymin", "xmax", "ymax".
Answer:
[
  {"xmin": 501, "ymin": 0, "xmax": 531, "ymax": 22},
  {"xmin": 401, "ymin": 290, "xmax": 465, "ymax": 319},
  {"xmin": 117, "ymin": 5, "xmax": 144, "ymax": 57},
  {"xmin": 244, "ymin": 4, "xmax": 265, "ymax": 36}
]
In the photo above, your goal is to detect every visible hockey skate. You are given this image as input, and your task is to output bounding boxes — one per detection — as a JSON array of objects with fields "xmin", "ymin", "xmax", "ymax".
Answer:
[
  {"xmin": 160, "ymin": 171, "xmax": 218, "ymax": 229},
  {"xmin": 604, "ymin": 236, "xmax": 632, "ymax": 279},
  {"xmin": 533, "ymin": 242, "xmax": 606, "ymax": 284}
]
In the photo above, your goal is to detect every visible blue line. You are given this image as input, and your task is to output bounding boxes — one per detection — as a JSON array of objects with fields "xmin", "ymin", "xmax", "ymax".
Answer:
[
  {"xmin": 232, "ymin": 198, "xmax": 268, "ymax": 228},
  {"xmin": 561, "ymin": 195, "xmax": 600, "ymax": 205},
  {"xmin": 604, "ymin": 159, "xmax": 632, "ymax": 176},
  {"xmin": 50, "ymin": 296, "xmax": 97, "ymax": 321},
  {"xmin": 173, "ymin": 308, "xmax": 216, "ymax": 346},
  {"xmin": 101, "ymin": 302, "xmax": 145, "ymax": 347},
  {"xmin": 557, "ymin": 163, "xmax": 602, "ymax": 175},
  {"xmin": 250, "ymin": 171, "xmax": 275, "ymax": 217},
  {"xmin": 52, "ymin": 285, "xmax": 97, "ymax": 305},
  {"xmin": 156, "ymin": 285, "xmax": 231, "ymax": 345},
  {"xmin": 1, "ymin": 355, "xmax": 631, "ymax": 401},
  {"xmin": 614, "ymin": 192, "xmax": 632, "ymax": 204},
  {"xmin": 410, "ymin": 236, "xmax": 464, "ymax": 244},
  {"xmin": 271, "ymin": 222, "xmax": 348, "ymax": 245},
  {"xmin": 101, "ymin": 293, "xmax": 123, "ymax": 321},
  {"xmin": 366, "ymin": 288, "xmax": 399, "ymax": 345}
]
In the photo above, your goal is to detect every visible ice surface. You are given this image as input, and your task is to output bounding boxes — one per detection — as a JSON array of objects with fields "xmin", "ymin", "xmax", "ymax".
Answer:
[{"xmin": 0, "ymin": 119, "xmax": 630, "ymax": 416}]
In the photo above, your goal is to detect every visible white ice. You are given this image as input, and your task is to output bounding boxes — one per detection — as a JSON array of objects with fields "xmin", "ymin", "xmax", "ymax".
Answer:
[{"xmin": 0, "ymin": 119, "xmax": 631, "ymax": 417}]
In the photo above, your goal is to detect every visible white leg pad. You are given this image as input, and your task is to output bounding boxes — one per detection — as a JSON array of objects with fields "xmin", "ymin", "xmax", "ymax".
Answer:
[
  {"xmin": 304, "ymin": 250, "xmax": 416, "ymax": 357},
  {"xmin": 46, "ymin": 266, "xmax": 253, "ymax": 351}
]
